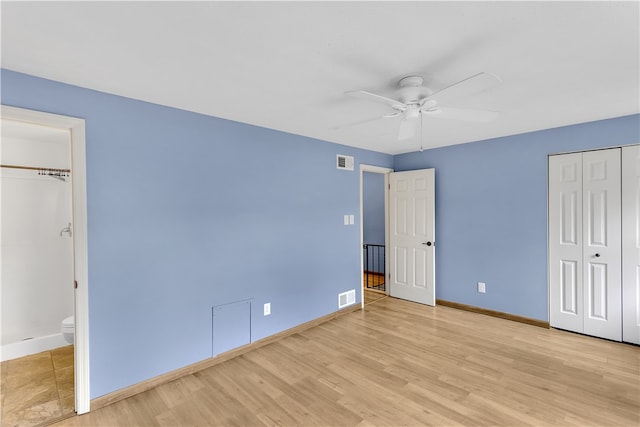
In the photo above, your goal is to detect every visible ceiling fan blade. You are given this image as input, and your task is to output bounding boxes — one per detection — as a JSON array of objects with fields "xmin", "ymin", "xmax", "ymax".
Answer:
[
  {"xmin": 423, "ymin": 106, "xmax": 499, "ymax": 123},
  {"xmin": 398, "ymin": 117, "xmax": 417, "ymax": 140},
  {"xmin": 426, "ymin": 72, "xmax": 502, "ymax": 105},
  {"xmin": 345, "ymin": 90, "xmax": 406, "ymax": 110}
]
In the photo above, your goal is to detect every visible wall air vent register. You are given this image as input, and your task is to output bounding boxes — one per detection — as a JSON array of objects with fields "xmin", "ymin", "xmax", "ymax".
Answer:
[{"xmin": 336, "ymin": 154, "xmax": 354, "ymax": 171}]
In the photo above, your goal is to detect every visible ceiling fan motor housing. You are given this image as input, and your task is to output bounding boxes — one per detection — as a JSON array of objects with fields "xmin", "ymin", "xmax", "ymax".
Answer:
[{"xmin": 395, "ymin": 76, "xmax": 432, "ymax": 104}]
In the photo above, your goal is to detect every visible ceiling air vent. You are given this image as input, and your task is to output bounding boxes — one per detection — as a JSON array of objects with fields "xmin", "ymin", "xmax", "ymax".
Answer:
[{"xmin": 336, "ymin": 154, "xmax": 354, "ymax": 171}]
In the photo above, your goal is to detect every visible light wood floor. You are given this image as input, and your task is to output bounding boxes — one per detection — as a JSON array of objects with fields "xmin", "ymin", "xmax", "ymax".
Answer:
[
  {"xmin": 363, "ymin": 288, "xmax": 387, "ymax": 305},
  {"xmin": 54, "ymin": 297, "xmax": 638, "ymax": 426},
  {"xmin": 363, "ymin": 272, "xmax": 385, "ymax": 291},
  {"xmin": 1, "ymin": 345, "xmax": 74, "ymax": 427}
]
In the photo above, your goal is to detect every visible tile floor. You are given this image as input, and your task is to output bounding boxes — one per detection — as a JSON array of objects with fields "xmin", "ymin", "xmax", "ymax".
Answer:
[{"xmin": 1, "ymin": 346, "xmax": 74, "ymax": 427}]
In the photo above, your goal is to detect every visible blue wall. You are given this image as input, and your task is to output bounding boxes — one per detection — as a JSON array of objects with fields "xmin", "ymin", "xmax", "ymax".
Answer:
[
  {"xmin": 394, "ymin": 114, "xmax": 640, "ymax": 321},
  {"xmin": 362, "ymin": 172, "xmax": 385, "ymax": 245},
  {"xmin": 4, "ymin": 68, "xmax": 638, "ymax": 399},
  {"xmin": 1, "ymin": 69, "xmax": 393, "ymax": 398}
]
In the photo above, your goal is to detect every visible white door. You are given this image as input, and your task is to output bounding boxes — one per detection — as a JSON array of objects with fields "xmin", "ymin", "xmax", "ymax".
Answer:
[
  {"xmin": 549, "ymin": 149, "xmax": 622, "ymax": 341},
  {"xmin": 389, "ymin": 169, "xmax": 435, "ymax": 305},
  {"xmin": 622, "ymin": 145, "xmax": 640, "ymax": 344},
  {"xmin": 549, "ymin": 153, "xmax": 584, "ymax": 333},
  {"xmin": 582, "ymin": 149, "xmax": 621, "ymax": 341}
]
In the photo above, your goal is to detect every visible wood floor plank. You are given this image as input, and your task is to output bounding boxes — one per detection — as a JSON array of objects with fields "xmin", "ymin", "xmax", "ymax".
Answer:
[{"xmin": 52, "ymin": 297, "xmax": 639, "ymax": 427}]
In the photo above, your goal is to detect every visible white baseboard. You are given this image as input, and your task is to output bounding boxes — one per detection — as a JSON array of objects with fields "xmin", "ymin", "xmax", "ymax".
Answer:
[{"xmin": 1, "ymin": 333, "xmax": 68, "ymax": 362}]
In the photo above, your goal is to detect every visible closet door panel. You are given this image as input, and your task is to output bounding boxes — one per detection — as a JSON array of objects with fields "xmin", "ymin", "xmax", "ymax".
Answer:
[
  {"xmin": 582, "ymin": 149, "xmax": 621, "ymax": 341},
  {"xmin": 549, "ymin": 153, "xmax": 584, "ymax": 332},
  {"xmin": 560, "ymin": 260, "xmax": 579, "ymax": 315},
  {"xmin": 622, "ymin": 145, "xmax": 640, "ymax": 344}
]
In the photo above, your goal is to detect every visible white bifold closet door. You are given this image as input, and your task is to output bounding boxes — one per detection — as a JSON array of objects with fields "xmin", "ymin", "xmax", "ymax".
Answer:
[
  {"xmin": 549, "ymin": 148, "xmax": 622, "ymax": 341},
  {"xmin": 622, "ymin": 145, "xmax": 640, "ymax": 344}
]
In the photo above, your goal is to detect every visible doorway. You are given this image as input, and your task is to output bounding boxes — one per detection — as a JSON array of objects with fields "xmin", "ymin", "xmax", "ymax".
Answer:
[
  {"xmin": 1, "ymin": 119, "xmax": 75, "ymax": 426},
  {"xmin": 359, "ymin": 166, "xmax": 437, "ymax": 307},
  {"xmin": 359, "ymin": 165, "xmax": 392, "ymax": 307},
  {"xmin": 0, "ymin": 106, "xmax": 90, "ymax": 415}
]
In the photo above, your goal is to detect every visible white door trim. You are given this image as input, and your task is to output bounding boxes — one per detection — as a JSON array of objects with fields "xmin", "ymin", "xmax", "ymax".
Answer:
[
  {"xmin": 359, "ymin": 164, "xmax": 393, "ymax": 308},
  {"xmin": 622, "ymin": 144, "xmax": 640, "ymax": 344},
  {"xmin": 2, "ymin": 105, "xmax": 90, "ymax": 414}
]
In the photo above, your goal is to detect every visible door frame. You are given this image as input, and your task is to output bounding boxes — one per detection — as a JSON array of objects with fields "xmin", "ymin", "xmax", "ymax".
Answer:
[
  {"xmin": 2, "ymin": 105, "xmax": 90, "ymax": 414},
  {"xmin": 359, "ymin": 164, "xmax": 393, "ymax": 308}
]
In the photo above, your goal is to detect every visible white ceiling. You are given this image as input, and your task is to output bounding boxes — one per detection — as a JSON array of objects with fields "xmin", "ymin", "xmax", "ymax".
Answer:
[{"xmin": 2, "ymin": 1, "xmax": 638, "ymax": 155}]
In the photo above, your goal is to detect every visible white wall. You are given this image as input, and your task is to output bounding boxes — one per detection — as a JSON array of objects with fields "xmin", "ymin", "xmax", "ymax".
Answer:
[{"xmin": 1, "ymin": 120, "xmax": 74, "ymax": 355}]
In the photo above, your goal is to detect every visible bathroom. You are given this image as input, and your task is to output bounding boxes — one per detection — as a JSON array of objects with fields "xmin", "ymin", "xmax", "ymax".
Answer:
[{"xmin": 1, "ymin": 118, "xmax": 75, "ymax": 426}]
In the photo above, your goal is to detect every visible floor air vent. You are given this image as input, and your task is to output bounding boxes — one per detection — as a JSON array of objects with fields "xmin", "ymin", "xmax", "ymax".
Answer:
[
  {"xmin": 338, "ymin": 289, "xmax": 356, "ymax": 309},
  {"xmin": 336, "ymin": 154, "xmax": 354, "ymax": 171}
]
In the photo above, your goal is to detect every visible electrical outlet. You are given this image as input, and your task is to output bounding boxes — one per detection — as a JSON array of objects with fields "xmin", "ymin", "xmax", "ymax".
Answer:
[
  {"xmin": 478, "ymin": 282, "xmax": 486, "ymax": 293},
  {"xmin": 264, "ymin": 303, "xmax": 271, "ymax": 316}
]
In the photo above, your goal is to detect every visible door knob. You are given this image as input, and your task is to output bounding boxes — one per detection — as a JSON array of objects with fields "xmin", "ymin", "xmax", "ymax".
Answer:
[
  {"xmin": 595, "ymin": 253, "xmax": 600, "ymax": 257},
  {"xmin": 422, "ymin": 241, "xmax": 433, "ymax": 246}
]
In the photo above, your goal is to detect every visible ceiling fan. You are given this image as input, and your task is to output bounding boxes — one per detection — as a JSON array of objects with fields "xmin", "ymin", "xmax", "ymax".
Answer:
[{"xmin": 341, "ymin": 72, "xmax": 502, "ymax": 141}]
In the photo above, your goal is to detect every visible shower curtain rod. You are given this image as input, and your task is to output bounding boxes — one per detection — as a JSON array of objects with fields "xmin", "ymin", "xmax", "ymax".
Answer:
[{"xmin": 0, "ymin": 164, "xmax": 71, "ymax": 173}]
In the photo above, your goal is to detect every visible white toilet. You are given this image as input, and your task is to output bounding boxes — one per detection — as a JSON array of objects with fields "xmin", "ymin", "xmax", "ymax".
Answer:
[{"xmin": 61, "ymin": 315, "xmax": 74, "ymax": 344}]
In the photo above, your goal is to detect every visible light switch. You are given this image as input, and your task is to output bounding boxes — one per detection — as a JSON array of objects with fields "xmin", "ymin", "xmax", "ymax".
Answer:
[
  {"xmin": 478, "ymin": 282, "xmax": 486, "ymax": 293},
  {"xmin": 349, "ymin": 214, "xmax": 355, "ymax": 225},
  {"xmin": 344, "ymin": 215, "xmax": 349, "ymax": 225}
]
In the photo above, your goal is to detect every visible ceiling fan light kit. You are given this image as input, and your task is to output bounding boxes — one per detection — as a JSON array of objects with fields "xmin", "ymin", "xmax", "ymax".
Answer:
[{"xmin": 343, "ymin": 72, "xmax": 502, "ymax": 143}]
